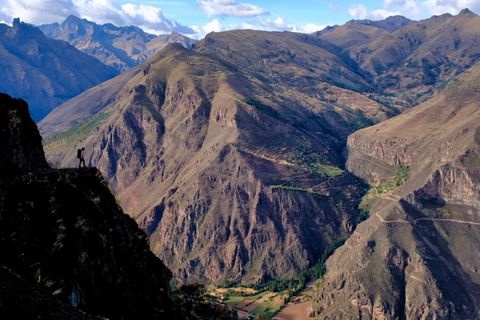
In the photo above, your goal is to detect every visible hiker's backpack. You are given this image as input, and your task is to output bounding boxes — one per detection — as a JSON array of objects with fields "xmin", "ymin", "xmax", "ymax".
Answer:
[{"xmin": 77, "ymin": 149, "xmax": 82, "ymax": 159}]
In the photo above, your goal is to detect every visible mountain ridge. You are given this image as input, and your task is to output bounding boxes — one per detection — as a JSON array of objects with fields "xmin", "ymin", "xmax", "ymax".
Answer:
[
  {"xmin": 39, "ymin": 15, "xmax": 196, "ymax": 72},
  {"xmin": 0, "ymin": 19, "xmax": 118, "ymax": 121},
  {"xmin": 316, "ymin": 9, "xmax": 480, "ymax": 108}
]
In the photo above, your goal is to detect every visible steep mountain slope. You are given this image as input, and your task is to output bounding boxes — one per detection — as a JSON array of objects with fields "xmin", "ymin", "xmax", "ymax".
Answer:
[
  {"xmin": 39, "ymin": 64, "xmax": 142, "ymax": 137},
  {"xmin": 0, "ymin": 93, "xmax": 177, "ymax": 319},
  {"xmin": 0, "ymin": 19, "xmax": 118, "ymax": 121},
  {"xmin": 311, "ymin": 62, "xmax": 480, "ymax": 319},
  {"xmin": 41, "ymin": 30, "xmax": 394, "ymax": 284},
  {"xmin": 316, "ymin": 22, "xmax": 389, "ymax": 53},
  {"xmin": 39, "ymin": 16, "xmax": 196, "ymax": 72},
  {"xmin": 325, "ymin": 9, "xmax": 480, "ymax": 107}
]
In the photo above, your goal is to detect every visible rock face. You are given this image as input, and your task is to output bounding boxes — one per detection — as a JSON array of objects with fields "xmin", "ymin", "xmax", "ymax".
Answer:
[
  {"xmin": 0, "ymin": 93, "xmax": 48, "ymax": 170},
  {"xmin": 0, "ymin": 19, "xmax": 118, "ymax": 121},
  {"xmin": 311, "ymin": 62, "xmax": 480, "ymax": 319},
  {"xmin": 41, "ymin": 30, "xmax": 395, "ymax": 284},
  {"xmin": 39, "ymin": 15, "xmax": 196, "ymax": 73},
  {"xmin": 0, "ymin": 93, "xmax": 177, "ymax": 319}
]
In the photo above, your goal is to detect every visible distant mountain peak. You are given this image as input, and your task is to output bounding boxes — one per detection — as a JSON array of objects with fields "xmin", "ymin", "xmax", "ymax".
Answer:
[
  {"xmin": 432, "ymin": 12, "xmax": 453, "ymax": 19},
  {"xmin": 38, "ymin": 17, "xmax": 196, "ymax": 72},
  {"xmin": 459, "ymin": 8, "xmax": 476, "ymax": 15},
  {"xmin": 64, "ymin": 14, "xmax": 83, "ymax": 23},
  {"xmin": 383, "ymin": 15, "xmax": 413, "ymax": 23}
]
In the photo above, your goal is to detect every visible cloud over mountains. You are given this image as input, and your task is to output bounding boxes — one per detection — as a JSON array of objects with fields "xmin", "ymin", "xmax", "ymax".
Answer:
[
  {"xmin": 2, "ymin": 0, "xmax": 476, "ymax": 40},
  {"xmin": 0, "ymin": 0, "xmax": 194, "ymax": 35},
  {"xmin": 198, "ymin": 0, "xmax": 269, "ymax": 17}
]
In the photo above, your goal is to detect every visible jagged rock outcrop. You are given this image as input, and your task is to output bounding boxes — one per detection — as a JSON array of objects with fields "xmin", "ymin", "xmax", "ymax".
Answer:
[
  {"xmin": 0, "ymin": 93, "xmax": 48, "ymax": 170},
  {"xmin": 311, "ymin": 62, "xmax": 480, "ymax": 319},
  {"xmin": 0, "ymin": 19, "xmax": 118, "ymax": 121},
  {"xmin": 40, "ymin": 30, "xmax": 396, "ymax": 284},
  {"xmin": 0, "ymin": 93, "xmax": 178, "ymax": 319}
]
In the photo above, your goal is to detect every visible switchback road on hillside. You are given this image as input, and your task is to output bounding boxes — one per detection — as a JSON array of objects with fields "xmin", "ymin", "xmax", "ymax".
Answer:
[{"xmin": 374, "ymin": 194, "xmax": 480, "ymax": 226}]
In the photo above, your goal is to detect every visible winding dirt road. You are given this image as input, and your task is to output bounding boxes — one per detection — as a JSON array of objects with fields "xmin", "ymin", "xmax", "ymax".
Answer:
[{"xmin": 374, "ymin": 194, "xmax": 480, "ymax": 226}]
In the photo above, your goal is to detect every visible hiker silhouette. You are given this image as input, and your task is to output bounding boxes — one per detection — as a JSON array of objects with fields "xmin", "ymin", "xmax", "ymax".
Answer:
[{"xmin": 77, "ymin": 147, "xmax": 86, "ymax": 168}]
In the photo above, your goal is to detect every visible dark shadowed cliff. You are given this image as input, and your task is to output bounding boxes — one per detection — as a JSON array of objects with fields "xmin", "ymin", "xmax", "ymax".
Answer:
[{"xmin": 0, "ymin": 93, "xmax": 177, "ymax": 319}]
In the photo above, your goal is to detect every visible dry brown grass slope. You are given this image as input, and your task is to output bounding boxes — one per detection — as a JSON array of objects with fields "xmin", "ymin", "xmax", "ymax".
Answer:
[
  {"xmin": 312, "ymin": 61, "xmax": 480, "ymax": 320},
  {"xmin": 41, "ymin": 30, "xmax": 393, "ymax": 285},
  {"xmin": 315, "ymin": 22, "xmax": 389, "ymax": 53},
  {"xmin": 355, "ymin": 9, "xmax": 480, "ymax": 106}
]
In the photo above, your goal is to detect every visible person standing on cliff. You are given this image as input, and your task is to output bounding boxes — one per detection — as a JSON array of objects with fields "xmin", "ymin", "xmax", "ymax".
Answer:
[{"xmin": 77, "ymin": 147, "xmax": 86, "ymax": 168}]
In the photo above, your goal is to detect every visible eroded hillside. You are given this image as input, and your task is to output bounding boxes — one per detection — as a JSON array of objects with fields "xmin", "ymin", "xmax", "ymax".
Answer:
[
  {"xmin": 41, "ymin": 31, "xmax": 394, "ymax": 284},
  {"xmin": 311, "ymin": 61, "xmax": 480, "ymax": 319},
  {"xmin": 40, "ymin": 12, "xmax": 480, "ymax": 294}
]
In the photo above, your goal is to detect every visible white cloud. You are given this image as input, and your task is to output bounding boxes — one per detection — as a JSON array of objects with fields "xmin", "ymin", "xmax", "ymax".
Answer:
[
  {"xmin": 198, "ymin": 0, "xmax": 269, "ymax": 17},
  {"xmin": 191, "ymin": 18, "xmax": 225, "ymax": 37},
  {"xmin": 119, "ymin": 3, "xmax": 194, "ymax": 34},
  {"xmin": 0, "ymin": 0, "xmax": 77, "ymax": 25},
  {"xmin": 0, "ymin": 0, "xmax": 194, "ymax": 35},
  {"xmin": 247, "ymin": 17, "xmax": 325, "ymax": 33},
  {"xmin": 299, "ymin": 22, "xmax": 326, "ymax": 33},
  {"xmin": 190, "ymin": 16, "xmax": 325, "ymax": 39},
  {"xmin": 380, "ymin": 0, "xmax": 421, "ymax": 16},
  {"xmin": 348, "ymin": 4, "xmax": 368, "ymax": 18},
  {"xmin": 348, "ymin": 4, "xmax": 400, "ymax": 20}
]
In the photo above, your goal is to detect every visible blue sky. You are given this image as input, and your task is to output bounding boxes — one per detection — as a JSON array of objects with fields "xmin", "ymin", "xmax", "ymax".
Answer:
[
  {"xmin": 120, "ymin": 0, "xmax": 353, "ymax": 27},
  {"xmin": 0, "ymin": 0, "xmax": 478, "ymax": 38}
]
